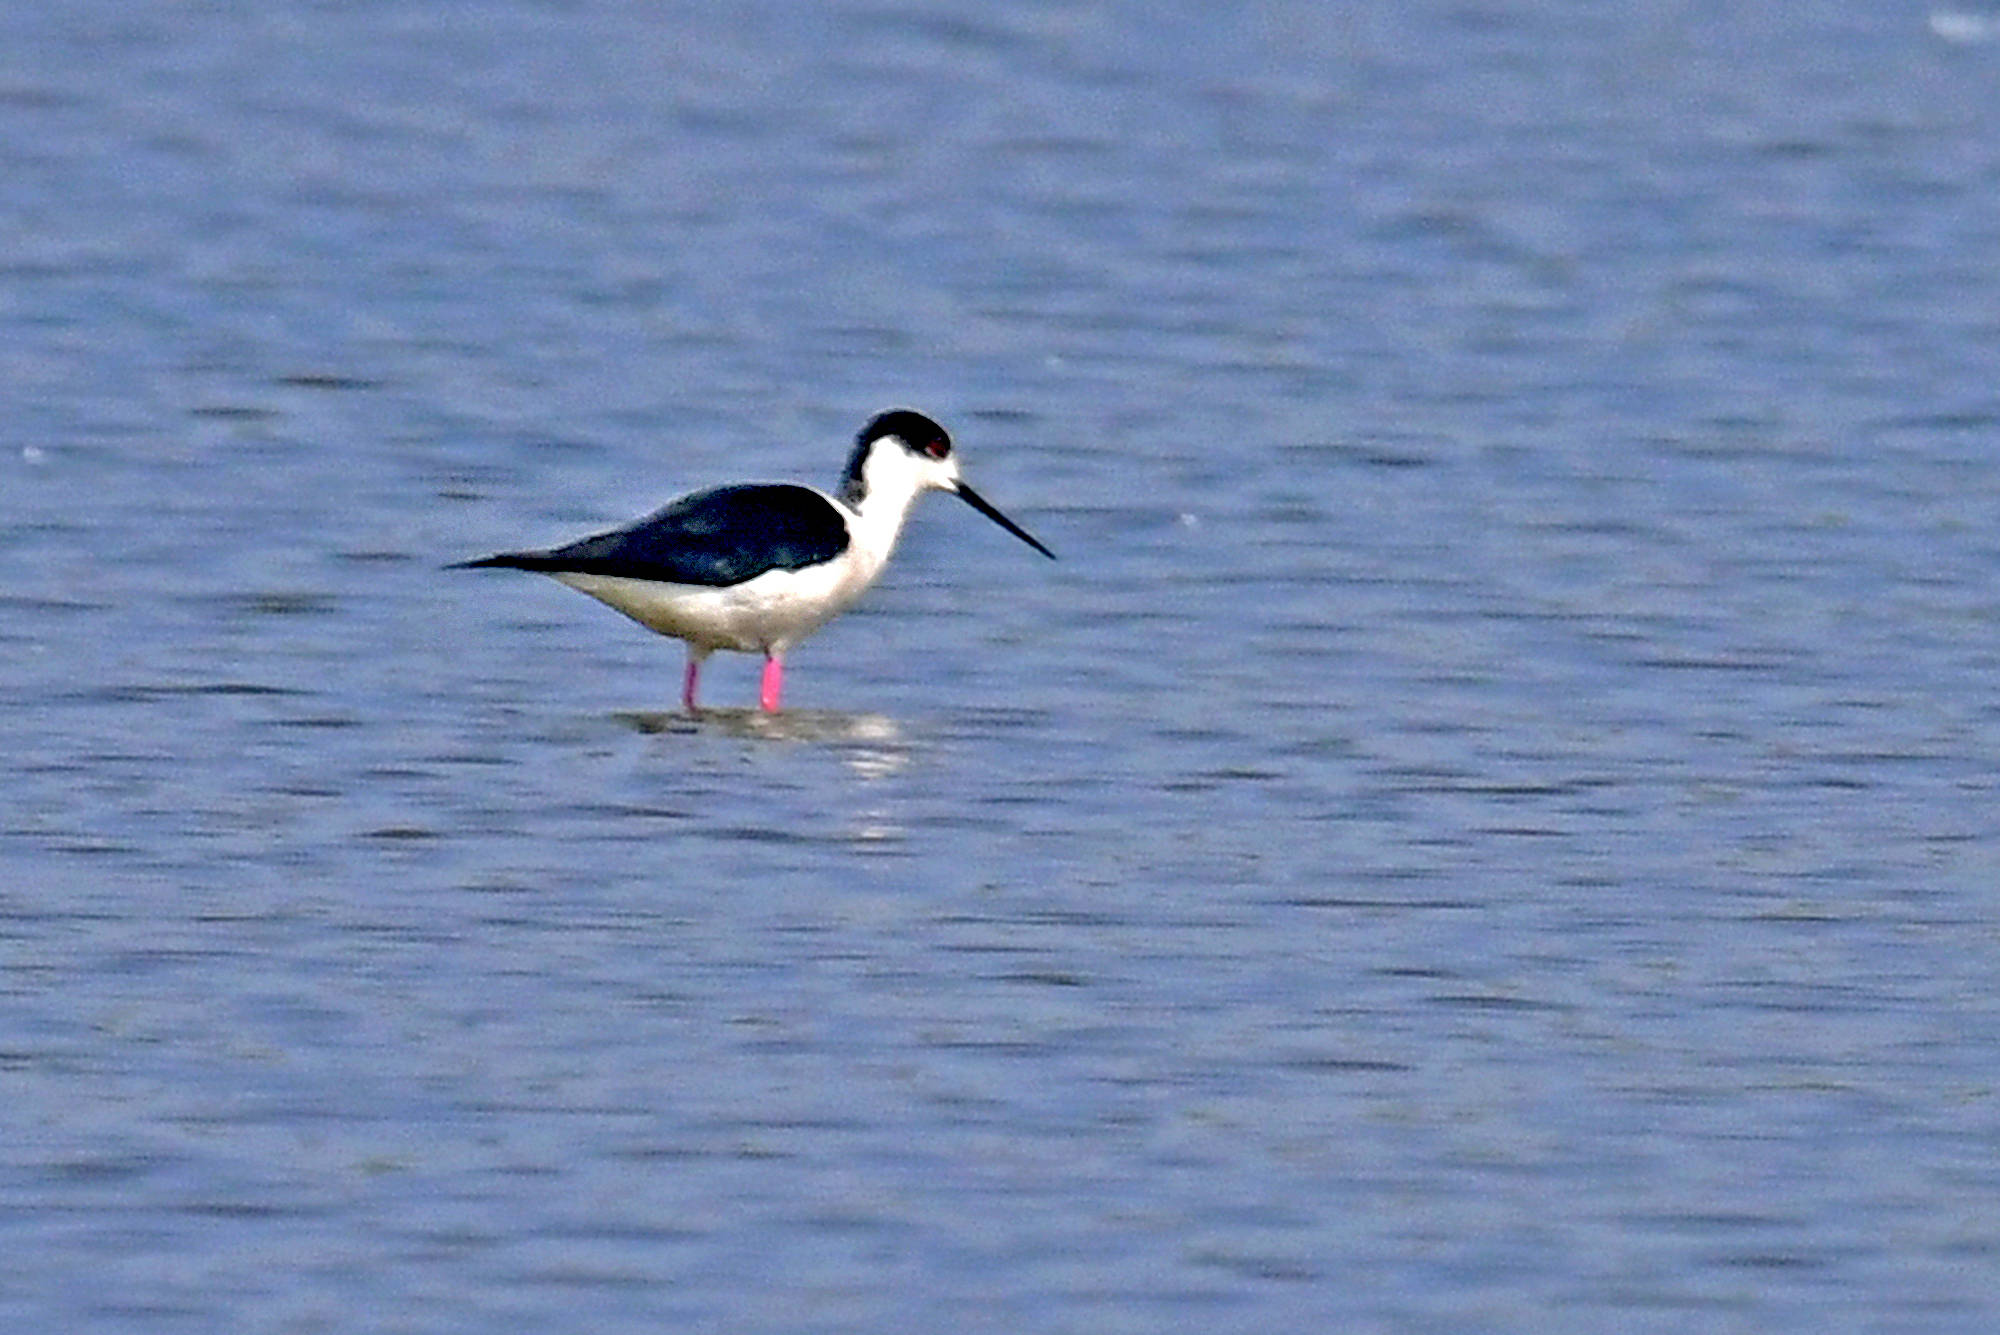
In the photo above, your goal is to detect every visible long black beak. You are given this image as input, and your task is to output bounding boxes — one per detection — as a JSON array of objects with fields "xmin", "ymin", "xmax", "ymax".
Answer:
[{"xmin": 957, "ymin": 483, "xmax": 1056, "ymax": 559}]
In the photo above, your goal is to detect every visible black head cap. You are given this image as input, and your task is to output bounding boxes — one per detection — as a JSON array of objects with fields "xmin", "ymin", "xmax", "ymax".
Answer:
[{"xmin": 841, "ymin": 409, "xmax": 951, "ymax": 502}]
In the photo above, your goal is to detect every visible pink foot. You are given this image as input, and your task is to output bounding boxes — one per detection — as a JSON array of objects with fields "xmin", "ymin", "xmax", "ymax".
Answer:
[
  {"xmin": 682, "ymin": 657, "xmax": 701, "ymax": 712},
  {"xmin": 759, "ymin": 655, "xmax": 784, "ymax": 712}
]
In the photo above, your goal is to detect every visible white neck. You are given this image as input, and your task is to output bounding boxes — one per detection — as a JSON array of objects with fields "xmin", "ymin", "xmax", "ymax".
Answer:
[{"xmin": 838, "ymin": 440, "xmax": 958, "ymax": 573}]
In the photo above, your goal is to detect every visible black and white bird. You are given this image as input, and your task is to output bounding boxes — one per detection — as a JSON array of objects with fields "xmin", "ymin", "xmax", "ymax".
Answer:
[{"xmin": 451, "ymin": 409, "xmax": 1055, "ymax": 711}]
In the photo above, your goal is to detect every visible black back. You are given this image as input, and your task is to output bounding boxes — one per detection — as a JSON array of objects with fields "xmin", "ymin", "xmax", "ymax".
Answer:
[{"xmin": 457, "ymin": 483, "xmax": 850, "ymax": 588}]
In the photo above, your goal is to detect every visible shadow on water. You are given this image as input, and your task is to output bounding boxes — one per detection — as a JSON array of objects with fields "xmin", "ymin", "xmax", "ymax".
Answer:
[{"xmin": 613, "ymin": 707, "xmax": 907, "ymax": 748}]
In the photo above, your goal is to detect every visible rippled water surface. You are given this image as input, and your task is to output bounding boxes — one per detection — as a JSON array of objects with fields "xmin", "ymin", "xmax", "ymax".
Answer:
[{"xmin": 8, "ymin": 2, "xmax": 2000, "ymax": 1330}]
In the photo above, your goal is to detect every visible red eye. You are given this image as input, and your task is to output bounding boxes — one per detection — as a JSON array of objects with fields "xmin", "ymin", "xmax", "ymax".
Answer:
[{"xmin": 923, "ymin": 436, "xmax": 951, "ymax": 460}]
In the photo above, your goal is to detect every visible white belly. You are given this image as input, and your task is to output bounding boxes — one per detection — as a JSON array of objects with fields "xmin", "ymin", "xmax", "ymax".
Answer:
[{"xmin": 552, "ymin": 556, "xmax": 879, "ymax": 655}]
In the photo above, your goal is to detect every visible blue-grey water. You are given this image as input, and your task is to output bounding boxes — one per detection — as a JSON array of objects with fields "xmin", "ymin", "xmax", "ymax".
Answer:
[{"xmin": 8, "ymin": 2, "xmax": 2000, "ymax": 1330}]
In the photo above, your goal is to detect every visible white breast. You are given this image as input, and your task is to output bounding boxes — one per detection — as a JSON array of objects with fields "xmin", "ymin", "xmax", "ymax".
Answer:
[{"xmin": 552, "ymin": 546, "xmax": 883, "ymax": 655}]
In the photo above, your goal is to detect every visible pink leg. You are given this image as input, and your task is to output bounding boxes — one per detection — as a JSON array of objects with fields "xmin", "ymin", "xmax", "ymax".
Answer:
[
  {"xmin": 759, "ymin": 653, "xmax": 784, "ymax": 712},
  {"xmin": 681, "ymin": 654, "xmax": 702, "ymax": 711}
]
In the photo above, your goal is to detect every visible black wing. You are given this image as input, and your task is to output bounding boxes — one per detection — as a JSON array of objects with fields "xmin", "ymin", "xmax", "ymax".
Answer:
[{"xmin": 453, "ymin": 484, "xmax": 850, "ymax": 588}]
